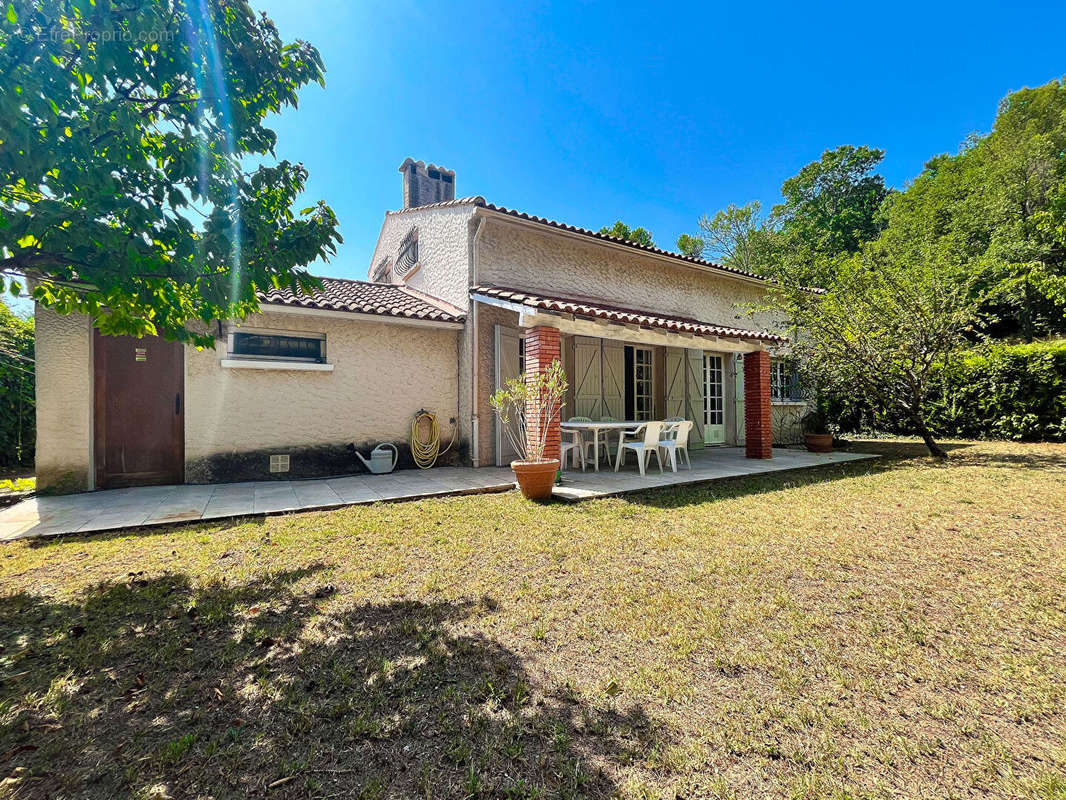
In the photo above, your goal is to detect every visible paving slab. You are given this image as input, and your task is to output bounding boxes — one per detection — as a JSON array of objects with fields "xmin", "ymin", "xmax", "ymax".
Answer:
[
  {"xmin": 0, "ymin": 450, "xmax": 875, "ymax": 541},
  {"xmin": 552, "ymin": 447, "xmax": 878, "ymax": 501}
]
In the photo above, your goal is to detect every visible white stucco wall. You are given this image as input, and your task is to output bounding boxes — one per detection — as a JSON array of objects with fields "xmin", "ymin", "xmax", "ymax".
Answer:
[
  {"xmin": 184, "ymin": 310, "xmax": 461, "ymax": 470},
  {"xmin": 367, "ymin": 204, "xmax": 475, "ymax": 310},
  {"xmin": 34, "ymin": 305, "xmax": 92, "ymax": 493},
  {"xmin": 476, "ymin": 216, "xmax": 788, "ymax": 337}
]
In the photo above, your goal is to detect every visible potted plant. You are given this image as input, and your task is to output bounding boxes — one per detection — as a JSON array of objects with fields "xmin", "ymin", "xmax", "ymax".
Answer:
[
  {"xmin": 490, "ymin": 359, "xmax": 568, "ymax": 500},
  {"xmin": 802, "ymin": 409, "xmax": 833, "ymax": 453}
]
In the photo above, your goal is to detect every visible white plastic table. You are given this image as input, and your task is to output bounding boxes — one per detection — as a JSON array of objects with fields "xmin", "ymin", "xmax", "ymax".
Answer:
[{"xmin": 560, "ymin": 420, "xmax": 647, "ymax": 472}]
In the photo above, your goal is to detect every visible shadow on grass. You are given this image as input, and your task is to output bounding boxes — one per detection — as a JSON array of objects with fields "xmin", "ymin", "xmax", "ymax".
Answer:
[
  {"xmin": 0, "ymin": 568, "xmax": 655, "ymax": 798},
  {"xmin": 608, "ymin": 457, "xmax": 895, "ymax": 510},
  {"xmin": 842, "ymin": 440, "xmax": 973, "ymax": 458},
  {"xmin": 846, "ymin": 439, "xmax": 1066, "ymax": 470}
]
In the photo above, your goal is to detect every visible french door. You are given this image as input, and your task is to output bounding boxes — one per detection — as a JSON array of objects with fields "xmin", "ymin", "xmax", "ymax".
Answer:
[{"xmin": 703, "ymin": 353, "xmax": 726, "ymax": 445}]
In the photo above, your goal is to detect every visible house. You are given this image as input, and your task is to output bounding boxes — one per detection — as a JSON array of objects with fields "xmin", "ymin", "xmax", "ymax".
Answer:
[{"xmin": 33, "ymin": 159, "xmax": 806, "ymax": 494}]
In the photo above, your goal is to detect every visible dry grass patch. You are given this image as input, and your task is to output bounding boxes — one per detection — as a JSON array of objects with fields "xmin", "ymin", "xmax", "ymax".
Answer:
[{"xmin": 0, "ymin": 440, "xmax": 1064, "ymax": 799}]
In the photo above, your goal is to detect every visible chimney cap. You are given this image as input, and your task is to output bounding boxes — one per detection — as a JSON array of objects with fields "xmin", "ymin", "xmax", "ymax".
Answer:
[{"xmin": 399, "ymin": 157, "xmax": 455, "ymax": 178}]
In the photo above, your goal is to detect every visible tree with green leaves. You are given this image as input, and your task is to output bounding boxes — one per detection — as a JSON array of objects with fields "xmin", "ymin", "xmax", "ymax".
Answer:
[
  {"xmin": 773, "ymin": 145, "xmax": 889, "ymax": 261},
  {"xmin": 760, "ymin": 251, "xmax": 980, "ymax": 458},
  {"xmin": 0, "ymin": 297, "xmax": 33, "ymax": 467},
  {"xmin": 675, "ymin": 233, "xmax": 704, "ymax": 259},
  {"xmin": 598, "ymin": 220, "xmax": 654, "ymax": 248},
  {"xmin": 874, "ymin": 79, "xmax": 1066, "ymax": 341},
  {"xmin": 0, "ymin": 0, "xmax": 341, "ymax": 346},
  {"xmin": 689, "ymin": 201, "xmax": 771, "ymax": 273},
  {"xmin": 683, "ymin": 146, "xmax": 888, "ymax": 282}
]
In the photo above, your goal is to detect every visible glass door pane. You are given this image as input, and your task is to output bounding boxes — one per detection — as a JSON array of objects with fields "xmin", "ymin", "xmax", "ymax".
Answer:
[{"xmin": 703, "ymin": 354, "xmax": 726, "ymax": 444}]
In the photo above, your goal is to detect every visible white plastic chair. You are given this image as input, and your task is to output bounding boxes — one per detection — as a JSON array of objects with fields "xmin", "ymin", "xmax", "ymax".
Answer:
[
  {"xmin": 560, "ymin": 425, "xmax": 586, "ymax": 471},
  {"xmin": 591, "ymin": 416, "xmax": 618, "ymax": 464},
  {"xmin": 661, "ymin": 416, "xmax": 684, "ymax": 442},
  {"xmin": 568, "ymin": 416, "xmax": 601, "ymax": 467},
  {"xmin": 614, "ymin": 421, "xmax": 665, "ymax": 476},
  {"xmin": 658, "ymin": 420, "xmax": 693, "ymax": 472}
]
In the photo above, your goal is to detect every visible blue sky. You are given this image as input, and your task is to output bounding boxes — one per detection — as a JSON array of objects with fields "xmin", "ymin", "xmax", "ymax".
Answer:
[
  {"xmin": 249, "ymin": 0, "xmax": 1063, "ymax": 280},
  {"xmin": 9, "ymin": 0, "xmax": 1064, "ymax": 318}
]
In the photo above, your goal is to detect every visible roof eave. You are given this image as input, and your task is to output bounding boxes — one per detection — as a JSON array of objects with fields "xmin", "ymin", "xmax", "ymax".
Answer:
[{"xmin": 472, "ymin": 206, "xmax": 772, "ymax": 288}]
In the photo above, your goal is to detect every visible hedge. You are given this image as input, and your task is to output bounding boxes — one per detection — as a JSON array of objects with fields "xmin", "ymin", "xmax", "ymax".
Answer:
[
  {"xmin": 828, "ymin": 339, "xmax": 1066, "ymax": 442},
  {"xmin": 0, "ymin": 301, "xmax": 34, "ymax": 469}
]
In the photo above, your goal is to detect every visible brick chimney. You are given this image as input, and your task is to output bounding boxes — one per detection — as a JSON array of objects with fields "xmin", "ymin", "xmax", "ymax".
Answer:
[{"xmin": 399, "ymin": 158, "xmax": 455, "ymax": 209}]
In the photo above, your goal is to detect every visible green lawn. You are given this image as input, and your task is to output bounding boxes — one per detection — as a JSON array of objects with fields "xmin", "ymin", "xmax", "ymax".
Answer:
[{"xmin": 1, "ymin": 441, "xmax": 1064, "ymax": 799}]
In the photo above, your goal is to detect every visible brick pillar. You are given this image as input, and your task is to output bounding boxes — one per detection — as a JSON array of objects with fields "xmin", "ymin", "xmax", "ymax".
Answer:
[
  {"xmin": 744, "ymin": 350, "xmax": 773, "ymax": 459},
  {"xmin": 523, "ymin": 326, "xmax": 562, "ymax": 463}
]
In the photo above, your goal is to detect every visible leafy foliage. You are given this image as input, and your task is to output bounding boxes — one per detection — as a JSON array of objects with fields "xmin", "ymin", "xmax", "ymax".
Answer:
[
  {"xmin": 761, "ymin": 252, "xmax": 980, "ymax": 457},
  {"xmin": 771, "ymin": 145, "xmax": 889, "ymax": 273},
  {"xmin": 683, "ymin": 146, "xmax": 888, "ymax": 284},
  {"xmin": 828, "ymin": 339, "xmax": 1066, "ymax": 442},
  {"xmin": 689, "ymin": 201, "xmax": 773, "ymax": 274},
  {"xmin": 675, "ymin": 232, "xmax": 704, "ymax": 259},
  {"xmin": 0, "ymin": 0, "xmax": 341, "ymax": 345},
  {"xmin": 0, "ymin": 297, "xmax": 33, "ymax": 466},
  {"xmin": 489, "ymin": 360, "xmax": 567, "ymax": 462},
  {"xmin": 598, "ymin": 220, "xmax": 655, "ymax": 248},
  {"xmin": 874, "ymin": 79, "xmax": 1066, "ymax": 341}
]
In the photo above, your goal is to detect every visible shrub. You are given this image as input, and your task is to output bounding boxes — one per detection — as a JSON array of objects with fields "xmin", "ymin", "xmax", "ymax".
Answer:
[
  {"xmin": 0, "ymin": 300, "xmax": 34, "ymax": 467},
  {"xmin": 826, "ymin": 339, "xmax": 1066, "ymax": 442}
]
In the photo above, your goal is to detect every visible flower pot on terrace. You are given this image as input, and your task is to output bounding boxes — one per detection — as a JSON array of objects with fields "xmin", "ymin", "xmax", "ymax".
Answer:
[
  {"xmin": 511, "ymin": 459, "xmax": 560, "ymax": 500},
  {"xmin": 804, "ymin": 433, "xmax": 833, "ymax": 453}
]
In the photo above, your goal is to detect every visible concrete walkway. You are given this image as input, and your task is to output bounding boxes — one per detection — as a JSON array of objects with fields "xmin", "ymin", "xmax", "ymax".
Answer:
[
  {"xmin": 0, "ymin": 467, "xmax": 516, "ymax": 541},
  {"xmin": 0, "ymin": 448, "xmax": 876, "ymax": 541},
  {"xmin": 552, "ymin": 446, "xmax": 877, "ymax": 500}
]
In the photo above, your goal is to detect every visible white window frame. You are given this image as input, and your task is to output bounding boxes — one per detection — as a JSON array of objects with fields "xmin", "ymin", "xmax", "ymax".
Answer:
[
  {"xmin": 632, "ymin": 346, "xmax": 654, "ymax": 421},
  {"xmin": 703, "ymin": 354, "xmax": 724, "ymax": 426}
]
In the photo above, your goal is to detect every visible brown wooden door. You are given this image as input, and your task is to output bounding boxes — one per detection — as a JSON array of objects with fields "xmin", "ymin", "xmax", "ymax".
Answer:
[{"xmin": 94, "ymin": 332, "xmax": 184, "ymax": 488}]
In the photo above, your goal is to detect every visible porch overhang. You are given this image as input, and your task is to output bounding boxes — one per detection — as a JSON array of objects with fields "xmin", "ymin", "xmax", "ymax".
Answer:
[{"xmin": 471, "ymin": 286, "xmax": 783, "ymax": 354}]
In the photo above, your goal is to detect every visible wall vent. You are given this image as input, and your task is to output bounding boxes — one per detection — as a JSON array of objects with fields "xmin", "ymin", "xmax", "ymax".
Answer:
[{"xmin": 269, "ymin": 454, "xmax": 290, "ymax": 473}]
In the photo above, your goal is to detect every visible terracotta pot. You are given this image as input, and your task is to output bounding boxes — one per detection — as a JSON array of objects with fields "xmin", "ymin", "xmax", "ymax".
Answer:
[
  {"xmin": 805, "ymin": 433, "xmax": 833, "ymax": 453},
  {"xmin": 511, "ymin": 459, "xmax": 560, "ymax": 500}
]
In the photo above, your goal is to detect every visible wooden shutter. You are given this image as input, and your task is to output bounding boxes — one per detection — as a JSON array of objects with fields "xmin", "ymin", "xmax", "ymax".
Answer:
[
  {"xmin": 601, "ymin": 341, "xmax": 625, "ymax": 420},
  {"xmin": 733, "ymin": 353, "xmax": 746, "ymax": 446},
  {"xmin": 573, "ymin": 337, "xmax": 602, "ymax": 419},
  {"xmin": 494, "ymin": 325, "xmax": 523, "ymax": 465},
  {"xmin": 665, "ymin": 348, "xmax": 686, "ymax": 419},
  {"xmin": 684, "ymin": 349, "xmax": 706, "ymax": 449}
]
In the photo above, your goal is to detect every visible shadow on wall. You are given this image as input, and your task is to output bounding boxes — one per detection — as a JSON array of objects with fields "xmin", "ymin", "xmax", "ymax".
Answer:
[
  {"xmin": 185, "ymin": 439, "xmax": 466, "ymax": 484},
  {"xmin": 0, "ymin": 569, "xmax": 656, "ymax": 798}
]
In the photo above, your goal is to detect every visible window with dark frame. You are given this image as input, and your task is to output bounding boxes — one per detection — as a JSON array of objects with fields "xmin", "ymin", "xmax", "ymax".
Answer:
[
  {"xmin": 231, "ymin": 332, "xmax": 325, "ymax": 363},
  {"xmin": 770, "ymin": 360, "xmax": 799, "ymax": 402}
]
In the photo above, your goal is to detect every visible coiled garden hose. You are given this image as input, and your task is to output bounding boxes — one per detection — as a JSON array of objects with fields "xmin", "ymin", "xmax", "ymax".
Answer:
[{"xmin": 411, "ymin": 409, "xmax": 457, "ymax": 469}]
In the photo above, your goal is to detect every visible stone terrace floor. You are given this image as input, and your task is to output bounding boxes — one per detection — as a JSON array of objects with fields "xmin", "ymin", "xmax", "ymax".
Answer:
[{"xmin": 0, "ymin": 448, "xmax": 876, "ymax": 541}]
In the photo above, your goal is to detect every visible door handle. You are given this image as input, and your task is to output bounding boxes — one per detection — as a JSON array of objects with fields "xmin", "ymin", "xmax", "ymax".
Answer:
[{"xmin": 175, "ymin": 393, "xmax": 181, "ymax": 415}]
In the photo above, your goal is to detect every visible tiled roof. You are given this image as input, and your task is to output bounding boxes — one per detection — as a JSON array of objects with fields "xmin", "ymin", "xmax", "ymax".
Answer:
[
  {"xmin": 259, "ymin": 276, "xmax": 465, "ymax": 323},
  {"xmin": 472, "ymin": 285, "xmax": 785, "ymax": 344},
  {"xmin": 386, "ymin": 196, "xmax": 769, "ymax": 282}
]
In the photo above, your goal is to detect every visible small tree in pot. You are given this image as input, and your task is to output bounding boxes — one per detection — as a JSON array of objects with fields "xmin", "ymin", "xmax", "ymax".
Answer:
[
  {"xmin": 801, "ymin": 409, "xmax": 833, "ymax": 453},
  {"xmin": 490, "ymin": 359, "xmax": 568, "ymax": 500}
]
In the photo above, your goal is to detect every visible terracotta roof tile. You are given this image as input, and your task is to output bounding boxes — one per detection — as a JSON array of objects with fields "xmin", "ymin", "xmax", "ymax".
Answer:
[
  {"xmin": 472, "ymin": 285, "xmax": 784, "ymax": 344},
  {"xmin": 259, "ymin": 277, "xmax": 464, "ymax": 323}
]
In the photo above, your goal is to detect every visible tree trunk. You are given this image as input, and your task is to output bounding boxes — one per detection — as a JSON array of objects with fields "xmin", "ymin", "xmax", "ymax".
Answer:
[{"xmin": 910, "ymin": 415, "xmax": 947, "ymax": 459}]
